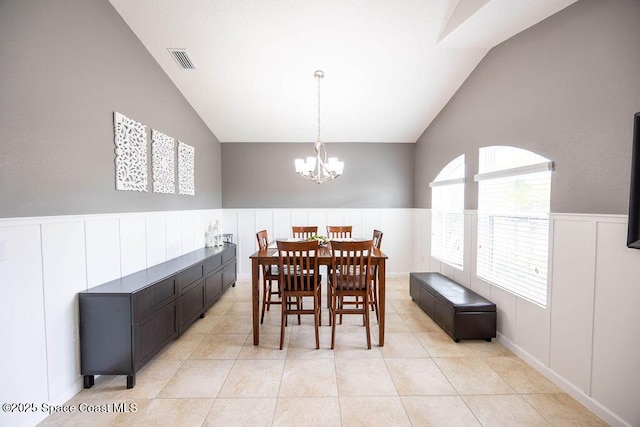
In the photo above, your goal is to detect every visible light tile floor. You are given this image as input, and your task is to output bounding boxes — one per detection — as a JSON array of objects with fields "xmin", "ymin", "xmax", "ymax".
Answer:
[{"xmin": 40, "ymin": 277, "xmax": 607, "ymax": 426}]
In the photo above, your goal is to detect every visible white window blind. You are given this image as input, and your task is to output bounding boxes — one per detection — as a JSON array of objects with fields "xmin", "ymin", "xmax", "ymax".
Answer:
[
  {"xmin": 430, "ymin": 155, "xmax": 465, "ymax": 269},
  {"xmin": 475, "ymin": 150, "xmax": 553, "ymax": 306}
]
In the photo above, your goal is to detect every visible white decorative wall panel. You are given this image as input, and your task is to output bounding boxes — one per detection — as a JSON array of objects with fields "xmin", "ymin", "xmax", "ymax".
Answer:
[
  {"xmin": 345, "ymin": 210, "xmax": 364, "ymax": 238},
  {"xmin": 592, "ymin": 221, "xmax": 640, "ymax": 426},
  {"xmin": 151, "ymin": 129, "xmax": 175, "ymax": 194},
  {"xmin": 41, "ymin": 221, "xmax": 87, "ymax": 403},
  {"xmin": 177, "ymin": 141, "xmax": 195, "ymax": 195},
  {"xmin": 549, "ymin": 218, "xmax": 596, "ymax": 394},
  {"xmin": 114, "ymin": 112, "xmax": 147, "ymax": 192}
]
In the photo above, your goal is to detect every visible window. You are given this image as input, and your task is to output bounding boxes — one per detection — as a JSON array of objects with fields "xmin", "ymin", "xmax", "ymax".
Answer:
[
  {"xmin": 475, "ymin": 146, "xmax": 553, "ymax": 306},
  {"xmin": 430, "ymin": 155, "xmax": 465, "ymax": 268}
]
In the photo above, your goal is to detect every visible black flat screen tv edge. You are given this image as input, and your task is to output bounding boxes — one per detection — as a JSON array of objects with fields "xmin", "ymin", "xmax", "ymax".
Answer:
[{"xmin": 627, "ymin": 112, "xmax": 640, "ymax": 249}]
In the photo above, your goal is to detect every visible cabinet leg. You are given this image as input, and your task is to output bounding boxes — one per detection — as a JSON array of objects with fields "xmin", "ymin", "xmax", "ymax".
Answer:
[
  {"xmin": 126, "ymin": 375, "xmax": 136, "ymax": 389},
  {"xmin": 200, "ymin": 312, "xmax": 205, "ymax": 319},
  {"xmin": 83, "ymin": 375, "xmax": 95, "ymax": 389}
]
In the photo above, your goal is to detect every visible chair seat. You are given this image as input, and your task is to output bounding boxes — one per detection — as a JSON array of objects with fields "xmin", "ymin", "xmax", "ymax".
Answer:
[{"xmin": 333, "ymin": 276, "xmax": 368, "ymax": 291}]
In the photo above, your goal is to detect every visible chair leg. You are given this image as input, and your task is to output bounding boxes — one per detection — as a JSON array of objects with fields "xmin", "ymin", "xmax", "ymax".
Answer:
[
  {"xmin": 260, "ymin": 280, "xmax": 268, "ymax": 324},
  {"xmin": 266, "ymin": 279, "xmax": 273, "ymax": 312},
  {"xmin": 280, "ymin": 294, "xmax": 286, "ymax": 350},
  {"xmin": 364, "ymin": 293, "xmax": 371, "ymax": 350},
  {"xmin": 314, "ymin": 289, "xmax": 320, "ymax": 349},
  {"xmin": 330, "ymin": 292, "xmax": 338, "ymax": 349},
  {"xmin": 371, "ymin": 278, "xmax": 379, "ymax": 322}
]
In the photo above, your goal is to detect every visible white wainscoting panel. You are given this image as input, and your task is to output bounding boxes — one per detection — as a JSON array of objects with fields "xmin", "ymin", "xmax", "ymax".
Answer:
[
  {"xmin": 0, "ymin": 225, "xmax": 49, "ymax": 427},
  {"xmin": 165, "ymin": 214, "xmax": 183, "ymax": 260},
  {"xmin": 146, "ymin": 214, "xmax": 167, "ymax": 266},
  {"xmin": 489, "ymin": 284, "xmax": 518, "ymax": 342},
  {"xmin": 120, "ymin": 216, "xmax": 147, "ymax": 276},
  {"xmin": 591, "ymin": 221, "xmax": 640, "ymax": 426},
  {"xmin": 273, "ymin": 210, "xmax": 291, "ymax": 238},
  {"xmin": 549, "ymin": 217, "xmax": 596, "ymax": 394},
  {"xmin": 515, "ymin": 297, "xmax": 550, "ymax": 365},
  {"xmin": 291, "ymin": 209, "xmax": 309, "ymax": 228},
  {"xmin": 41, "ymin": 221, "xmax": 87, "ymax": 403},
  {"xmin": 180, "ymin": 213, "xmax": 196, "ymax": 253},
  {"xmin": 85, "ymin": 218, "xmax": 121, "ymax": 287},
  {"xmin": 0, "ymin": 208, "xmax": 224, "ymax": 426}
]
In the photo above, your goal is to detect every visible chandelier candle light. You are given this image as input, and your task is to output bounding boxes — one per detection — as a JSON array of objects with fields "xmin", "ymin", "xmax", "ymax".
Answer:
[{"xmin": 295, "ymin": 70, "xmax": 344, "ymax": 183}]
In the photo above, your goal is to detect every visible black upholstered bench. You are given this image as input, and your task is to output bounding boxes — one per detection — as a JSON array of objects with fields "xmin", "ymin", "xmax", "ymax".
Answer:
[{"xmin": 409, "ymin": 272, "xmax": 496, "ymax": 342}]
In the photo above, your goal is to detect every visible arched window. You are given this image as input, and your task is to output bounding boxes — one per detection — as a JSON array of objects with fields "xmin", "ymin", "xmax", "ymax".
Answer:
[
  {"xmin": 430, "ymin": 155, "xmax": 465, "ymax": 268},
  {"xmin": 475, "ymin": 146, "xmax": 553, "ymax": 306}
]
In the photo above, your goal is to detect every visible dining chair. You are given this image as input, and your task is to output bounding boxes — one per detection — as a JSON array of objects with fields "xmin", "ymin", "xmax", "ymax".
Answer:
[
  {"xmin": 256, "ymin": 230, "xmax": 281, "ymax": 324},
  {"xmin": 369, "ymin": 229, "xmax": 384, "ymax": 321},
  {"xmin": 292, "ymin": 225, "xmax": 318, "ymax": 239},
  {"xmin": 329, "ymin": 239, "xmax": 374, "ymax": 349},
  {"xmin": 277, "ymin": 240, "xmax": 322, "ymax": 350},
  {"xmin": 326, "ymin": 225, "xmax": 352, "ymax": 239}
]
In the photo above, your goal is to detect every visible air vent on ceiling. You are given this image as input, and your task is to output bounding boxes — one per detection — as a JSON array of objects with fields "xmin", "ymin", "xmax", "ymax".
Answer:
[{"xmin": 168, "ymin": 48, "xmax": 196, "ymax": 70}]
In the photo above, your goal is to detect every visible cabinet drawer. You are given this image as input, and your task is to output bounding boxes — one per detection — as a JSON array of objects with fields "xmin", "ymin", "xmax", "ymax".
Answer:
[
  {"xmin": 222, "ymin": 245, "xmax": 236, "ymax": 264},
  {"xmin": 205, "ymin": 253, "xmax": 223, "ymax": 274},
  {"xmin": 178, "ymin": 264, "xmax": 204, "ymax": 294},
  {"xmin": 133, "ymin": 277, "xmax": 177, "ymax": 323},
  {"xmin": 133, "ymin": 301, "xmax": 177, "ymax": 371}
]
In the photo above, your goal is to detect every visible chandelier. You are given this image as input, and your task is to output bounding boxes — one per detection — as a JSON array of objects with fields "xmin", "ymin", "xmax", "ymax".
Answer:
[{"xmin": 295, "ymin": 70, "xmax": 344, "ymax": 183}]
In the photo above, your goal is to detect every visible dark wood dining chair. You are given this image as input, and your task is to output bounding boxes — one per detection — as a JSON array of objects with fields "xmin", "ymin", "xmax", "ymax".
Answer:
[
  {"xmin": 292, "ymin": 225, "xmax": 318, "ymax": 239},
  {"xmin": 369, "ymin": 229, "xmax": 384, "ymax": 321},
  {"xmin": 329, "ymin": 239, "xmax": 374, "ymax": 349},
  {"xmin": 256, "ymin": 230, "xmax": 281, "ymax": 324},
  {"xmin": 277, "ymin": 240, "xmax": 322, "ymax": 350},
  {"xmin": 326, "ymin": 225, "xmax": 352, "ymax": 239}
]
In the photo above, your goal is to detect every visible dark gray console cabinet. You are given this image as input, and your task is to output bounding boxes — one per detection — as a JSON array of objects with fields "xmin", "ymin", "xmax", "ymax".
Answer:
[{"xmin": 79, "ymin": 244, "xmax": 236, "ymax": 389}]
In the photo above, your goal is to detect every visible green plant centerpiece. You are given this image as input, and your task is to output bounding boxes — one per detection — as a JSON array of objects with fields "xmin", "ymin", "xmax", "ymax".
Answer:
[{"xmin": 305, "ymin": 234, "xmax": 329, "ymax": 245}]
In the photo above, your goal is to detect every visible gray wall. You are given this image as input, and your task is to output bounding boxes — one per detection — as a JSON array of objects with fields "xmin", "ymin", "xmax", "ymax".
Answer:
[
  {"xmin": 0, "ymin": 0, "xmax": 222, "ymax": 218},
  {"xmin": 222, "ymin": 143, "xmax": 414, "ymax": 208},
  {"xmin": 414, "ymin": 0, "xmax": 640, "ymax": 214}
]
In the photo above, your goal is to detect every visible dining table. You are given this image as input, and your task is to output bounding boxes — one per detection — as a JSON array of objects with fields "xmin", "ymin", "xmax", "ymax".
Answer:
[{"xmin": 249, "ymin": 239, "xmax": 389, "ymax": 346}]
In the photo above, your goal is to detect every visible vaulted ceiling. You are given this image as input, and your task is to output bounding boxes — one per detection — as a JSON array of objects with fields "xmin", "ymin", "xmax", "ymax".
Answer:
[{"xmin": 110, "ymin": 0, "xmax": 578, "ymax": 143}]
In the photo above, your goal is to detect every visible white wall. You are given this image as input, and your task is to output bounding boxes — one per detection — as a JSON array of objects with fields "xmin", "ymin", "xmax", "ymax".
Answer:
[
  {"xmin": 0, "ymin": 209, "xmax": 221, "ymax": 427},
  {"xmin": 417, "ymin": 209, "xmax": 640, "ymax": 427}
]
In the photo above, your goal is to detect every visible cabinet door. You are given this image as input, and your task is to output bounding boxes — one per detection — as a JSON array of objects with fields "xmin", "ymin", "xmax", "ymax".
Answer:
[
  {"xmin": 222, "ymin": 262, "xmax": 237, "ymax": 290},
  {"xmin": 133, "ymin": 302, "xmax": 177, "ymax": 371},
  {"xmin": 205, "ymin": 270, "xmax": 223, "ymax": 307},
  {"xmin": 177, "ymin": 280, "xmax": 205, "ymax": 333}
]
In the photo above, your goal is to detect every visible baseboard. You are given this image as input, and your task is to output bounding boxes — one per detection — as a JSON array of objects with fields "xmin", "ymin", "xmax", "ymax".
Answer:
[{"xmin": 496, "ymin": 332, "xmax": 631, "ymax": 427}]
